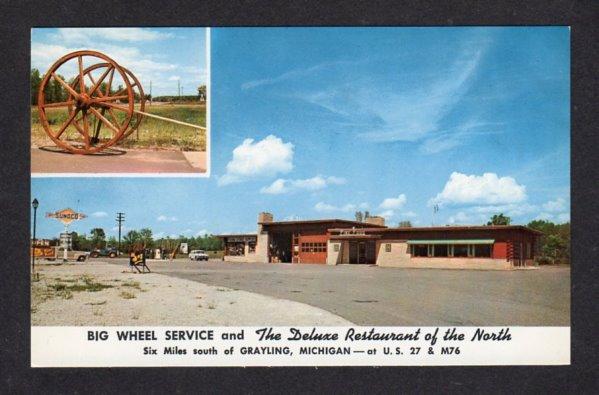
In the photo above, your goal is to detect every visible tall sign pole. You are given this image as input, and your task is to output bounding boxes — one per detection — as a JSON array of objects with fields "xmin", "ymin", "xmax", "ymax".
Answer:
[
  {"xmin": 31, "ymin": 199, "xmax": 39, "ymax": 275},
  {"xmin": 116, "ymin": 212, "xmax": 125, "ymax": 254}
]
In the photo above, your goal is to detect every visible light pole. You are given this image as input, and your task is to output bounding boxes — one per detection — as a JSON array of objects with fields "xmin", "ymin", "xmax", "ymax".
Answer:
[{"xmin": 31, "ymin": 198, "xmax": 39, "ymax": 275}]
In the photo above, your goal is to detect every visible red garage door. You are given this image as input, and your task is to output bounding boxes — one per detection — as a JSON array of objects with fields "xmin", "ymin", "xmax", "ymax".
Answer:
[{"xmin": 297, "ymin": 235, "xmax": 328, "ymax": 263}]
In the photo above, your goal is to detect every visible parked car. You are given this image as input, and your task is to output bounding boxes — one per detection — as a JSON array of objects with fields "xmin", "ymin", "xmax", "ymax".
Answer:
[
  {"xmin": 90, "ymin": 247, "xmax": 118, "ymax": 258},
  {"xmin": 189, "ymin": 250, "xmax": 209, "ymax": 261}
]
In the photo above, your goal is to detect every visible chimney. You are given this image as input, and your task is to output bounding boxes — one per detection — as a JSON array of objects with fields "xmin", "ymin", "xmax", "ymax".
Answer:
[
  {"xmin": 258, "ymin": 212, "xmax": 273, "ymax": 224},
  {"xmin": 364, "ymin": 216, "xmax": 385, "ymax": 227}
]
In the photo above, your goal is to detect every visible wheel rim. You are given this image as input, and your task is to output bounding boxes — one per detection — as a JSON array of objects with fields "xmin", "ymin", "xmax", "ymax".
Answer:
[{"xmin": 37, "ymin": 50, "xmax": 134, "ymax": 154}]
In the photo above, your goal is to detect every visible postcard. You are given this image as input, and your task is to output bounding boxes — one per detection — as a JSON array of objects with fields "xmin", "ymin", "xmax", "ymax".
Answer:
[{"xmin": 30, "ymin": 27, "xmax": 570, "ymax": 367}]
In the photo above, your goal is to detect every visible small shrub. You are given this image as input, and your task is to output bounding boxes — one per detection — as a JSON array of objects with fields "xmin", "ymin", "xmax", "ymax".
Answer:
[{"xmin": 120, "ymin": 291, "xmax": 136, "ymax": 299}]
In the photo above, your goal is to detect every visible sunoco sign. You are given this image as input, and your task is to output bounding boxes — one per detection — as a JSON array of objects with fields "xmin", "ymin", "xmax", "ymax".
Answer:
[{"xmin": 46, "ymin": 208, "xmax": 87, "ymax": 225}]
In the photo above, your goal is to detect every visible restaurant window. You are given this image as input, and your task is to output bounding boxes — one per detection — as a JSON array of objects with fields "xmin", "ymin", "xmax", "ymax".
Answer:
[
  {"xmin": 412, "ymin": 244, "xmax": 428, "ymax": 257},
  {"xmin": 226, "ymin": 242, "xmax": 245, "ymax": 256},
  {"xmin": 474, "ymin": 244, "xmax": 492, "ymax": 257},
  {"xmin": 453, "ymin": 244, "xmax": 469, "ymax": 257},
  {"xmin": 248, "ymin": 241, "xmax": 256, "ymax": 253},
  {"xmin": 433, "ymin": 244, "xmax": 449, "ymax": 257},
  {"xmin": 333, "ymin": 243, "xmax": 340, "ymax": 252}
]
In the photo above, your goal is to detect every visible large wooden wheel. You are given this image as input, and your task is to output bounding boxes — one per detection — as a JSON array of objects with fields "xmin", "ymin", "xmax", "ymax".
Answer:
[
  {"xmin": 69, "ymin": 62, "xmax": 146, "ymax": 143},
  {"xmin": 37, "ymin": 50, "xmax": 135, "ymax": 154}
]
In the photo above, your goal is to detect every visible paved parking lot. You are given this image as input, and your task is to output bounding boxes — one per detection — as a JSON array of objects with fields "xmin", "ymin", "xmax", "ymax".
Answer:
[{"xmin": 106, "ymin": 258, "xmax": 570, "ymax": 326}]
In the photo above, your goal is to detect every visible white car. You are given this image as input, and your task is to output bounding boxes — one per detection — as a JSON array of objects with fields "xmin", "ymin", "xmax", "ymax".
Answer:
[{"xmin": 189, "ymin": 250, "xmax": 209, "ymax": 261}]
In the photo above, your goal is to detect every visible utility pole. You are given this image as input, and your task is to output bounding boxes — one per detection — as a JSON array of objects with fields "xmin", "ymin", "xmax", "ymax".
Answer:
[
  {"xmin": 116, "ymin": 212, "xmax": 125, "ymax": 255},
  {"xmin": 177, "ymin": 80, "xmax": 181, "ymax": 99}
]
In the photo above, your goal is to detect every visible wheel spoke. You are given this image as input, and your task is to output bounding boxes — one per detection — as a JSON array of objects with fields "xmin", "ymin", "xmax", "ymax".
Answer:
[
  {"xmin": 53, "ymin": 73, "xmax": 80, "ymax": 99},
  {"xmin": 82, "ymin": 111, "xmax": 91, "ymax": 149},
  {"xmin": 107, "ymin": 108, "xmax": 122, "ymax": 129},
  {"xmin": 93, "ymin": 107, "xmax": 107, "ymax": 139},
  {"xmin": 92, "ymin": 95, "xmax": 129, "ymax": 103},
  {"xmin": 106, "ymin": 68, "xmax": 115, "ymax": 96},
  {"xmin": 78, "ymin": 56, "xmax": 85, "ymax": 94},
  {"xmin": 88, "ymin": 66, "xmax": 113, "ymax": 98},
  {"xmin": 55, "ymin": 108, "xmax": 79, "ymax": 139},
  {"xmin": 42, "ymin": 100, "xmax": 75, "ymax": 108},
  {"xmin": 89, "ymin": 107, "xmax": 120, "ymax": 135},
  {"xmin": 95, "ymin": 101, "xmax": 130, "ymax": 112}
]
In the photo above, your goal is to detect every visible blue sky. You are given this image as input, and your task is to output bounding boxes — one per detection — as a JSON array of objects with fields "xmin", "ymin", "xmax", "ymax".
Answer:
[
  {"xmin": 31, "ymin": 27, "xmax": 207, "ymax": 96},
  {"xmin": 31, "ymin": 27, "xmax": 570, "ymax": 239}
]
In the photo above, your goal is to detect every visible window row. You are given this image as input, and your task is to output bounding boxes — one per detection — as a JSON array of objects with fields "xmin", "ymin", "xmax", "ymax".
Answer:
[
  {"xmin": 409, "ymin": 244, "xmax": 492, "ymax": 258},
  {"xmin": 301, "ymin": 242, "xmax": 327, "ymax": 253}
]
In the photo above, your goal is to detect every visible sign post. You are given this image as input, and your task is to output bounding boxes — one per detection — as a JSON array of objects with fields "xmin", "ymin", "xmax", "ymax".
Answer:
[{"xmin": 45, "ymin": 208, "xmax": 87, "ymax": 261}]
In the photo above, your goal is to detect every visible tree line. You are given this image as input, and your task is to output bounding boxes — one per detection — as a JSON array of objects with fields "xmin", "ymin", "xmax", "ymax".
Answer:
[
  {"xmin": 61, "ymin": 227, "xmax": 222, "ymax": 253},
  {"xmin": 31, "ymin": 68, "xmax": 148, "ymax": 105}
]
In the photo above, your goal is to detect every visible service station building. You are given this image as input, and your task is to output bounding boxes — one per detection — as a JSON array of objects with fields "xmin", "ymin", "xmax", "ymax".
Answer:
[{"xmin": 218, "ymin": 212, "xmax": 541, "ymax": 270}]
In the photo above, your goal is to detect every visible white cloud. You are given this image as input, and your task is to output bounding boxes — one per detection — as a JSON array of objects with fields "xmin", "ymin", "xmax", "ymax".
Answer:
[
  {"xmin": 260, "ymin": 175, "xmax": 346, "ymax": 194},
  {"xmin": 377, "ymin": 210, "xmax": 395, "ymax": 220},
  {"xmin": 91, "ymin": 211, "xmax": 107, "ymax": 218},
  {"xmin": 168, "ymin": 75, "xmax": 181, "ymax": 81},
  {"xmin": 379, "ymin": 194, "xmax": 407, "ymax": 210},
  {"xmin": 447, "ymin": 211, "xmax": 486, "ymax": 225},
  {"xmin": 195, "ymin": 229, "xmax": 209, "ymax": 237},
  {"xmin": 542, "ymin": 198, "xmax": 567, "ymax": 212},
  {"xmin": 431, "ymin": 172, "xmax": 526, "ymax": 206},
  {"xmin": 534, "ymin": 212, "xmax": 554, "ymax": 221},
  {"xmin": 556, "ymin": 212, "xmax": 570, "ymax": 223},
  {"xmin": 154, "ymin": 232, "xmax": 165, "ymax": 239},
  {"xmin": 157, "ymin": 215, "xmax": 178, "ymax": 222},
  {"xmin": 53, "ymin": 28, "xmax": 174, "ymax": 44},
  {"xmin": 218, "ymin": 135, "xmax": 294, "ymax": 186},
  {"xmin": 314, "ymin": 201, "xmax": 368, "ymax": 213}
]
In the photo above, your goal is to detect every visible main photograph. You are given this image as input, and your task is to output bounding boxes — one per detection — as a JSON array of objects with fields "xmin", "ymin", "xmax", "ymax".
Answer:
[{"xmin": 31, "ymin": 27, "xmax": 570, "ymax": 327}]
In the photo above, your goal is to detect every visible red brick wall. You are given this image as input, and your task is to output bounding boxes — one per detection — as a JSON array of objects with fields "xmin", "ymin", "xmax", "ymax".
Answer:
[{"xmin": 493, "ymin": 242, "xmax": 508, "ymax": 259}]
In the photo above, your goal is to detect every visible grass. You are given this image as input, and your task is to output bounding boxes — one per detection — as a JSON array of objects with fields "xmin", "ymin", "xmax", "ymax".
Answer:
[
  {"xmin": 120, "ymin": 291, "xmax": 136, "ymax": 299},
  {"xmin": 121, "ymin": 280, "xmax": 141, "ymax": 289},
  {"xmin": 31, "ymin": 103, "xmax": 206, "ymax": 151}
]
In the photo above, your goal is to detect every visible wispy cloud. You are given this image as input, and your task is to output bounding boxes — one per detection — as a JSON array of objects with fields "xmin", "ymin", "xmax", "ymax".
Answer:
[
  {"xmin": 157, "ymin": 215, "xmax": 178, "ymax": 222},
  {"xmin": 314, "ymin": 201, "xmax": 369, "ymax": 213},
  {"xmin": 260, "ymin": 175, "xmax": 345, "ymax": 194},
  {"xmin": 241, "ymin": 60, "xmax": 360, "ymax": 90}
]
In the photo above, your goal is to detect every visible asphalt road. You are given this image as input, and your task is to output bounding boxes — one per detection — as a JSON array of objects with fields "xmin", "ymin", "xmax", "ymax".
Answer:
[{"xmin": 103, "ymin": 258, "xmax": 570, "ymax": 326}]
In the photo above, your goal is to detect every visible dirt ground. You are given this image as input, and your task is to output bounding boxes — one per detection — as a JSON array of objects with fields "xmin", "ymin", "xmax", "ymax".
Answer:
[
  {"xmin": 31, "ymin": 147, "xmax": 206, "ymax": 174},
  {"xmin": 31, "ymin": 262, "xmax": 352, "ymax": 326}
]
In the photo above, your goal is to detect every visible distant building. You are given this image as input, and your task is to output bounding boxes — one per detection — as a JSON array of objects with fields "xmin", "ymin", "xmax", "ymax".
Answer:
[{"xmin": 217, "ymin": 213, "xmax": 541, "ymax": 270}]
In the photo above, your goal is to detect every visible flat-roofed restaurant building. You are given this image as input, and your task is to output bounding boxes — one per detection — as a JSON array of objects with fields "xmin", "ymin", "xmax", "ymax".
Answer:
[{"xmin": 218, "ymin": 212, "xmax": 542, "ymax": 270}]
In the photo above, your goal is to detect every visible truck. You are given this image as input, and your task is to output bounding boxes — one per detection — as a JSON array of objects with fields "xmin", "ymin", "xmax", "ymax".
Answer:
[{"xmin": 32, "ymin": 246, "xmax": 90, "ymax": 262}]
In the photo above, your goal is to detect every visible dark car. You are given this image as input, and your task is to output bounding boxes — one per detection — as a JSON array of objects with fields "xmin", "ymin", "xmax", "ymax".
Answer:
[{"xmin": 90, "ymin": 247, "xmax": 118, "ymax": 258}]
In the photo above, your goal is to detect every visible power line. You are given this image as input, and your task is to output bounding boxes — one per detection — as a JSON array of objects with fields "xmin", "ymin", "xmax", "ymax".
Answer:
[{"xmin": 116, "ymin": 212, "xmax": 125, "ymax": 254}]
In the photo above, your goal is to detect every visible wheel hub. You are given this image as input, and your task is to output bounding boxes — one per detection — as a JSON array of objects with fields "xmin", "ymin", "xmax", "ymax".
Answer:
[{"xmin": 77, "ymin": 93, "xmax": 93, "ymax": 109}]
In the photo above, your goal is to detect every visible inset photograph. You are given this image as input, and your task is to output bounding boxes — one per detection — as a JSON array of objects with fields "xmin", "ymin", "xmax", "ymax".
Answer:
[{"xmin": 31, "ymin": 27, "xmax": 208, "ymax": 175}]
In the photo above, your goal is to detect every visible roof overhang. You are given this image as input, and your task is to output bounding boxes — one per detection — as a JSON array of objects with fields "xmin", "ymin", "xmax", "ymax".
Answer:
[{"xmin": 407, "ymin": 239, "xmax": 495, "ymax": 245}]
